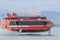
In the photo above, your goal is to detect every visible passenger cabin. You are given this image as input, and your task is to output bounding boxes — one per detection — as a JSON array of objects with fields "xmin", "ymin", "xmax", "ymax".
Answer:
[{"xmin": 1, "ymin": 13, "xmax": 55, "ymax": 33}]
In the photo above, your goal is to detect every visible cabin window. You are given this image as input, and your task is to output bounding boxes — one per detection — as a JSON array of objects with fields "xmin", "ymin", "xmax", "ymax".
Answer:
[
  {"xmin": 16, "ymin": 17, "xmax": 46, "ymax": 20},
  {"xmin": 41, "ymin": 17, "xmax": 46, "ymax": 19},
  {"xmin": 10, "ymin": 21, "xmax": 47, "ymax": 25},
  {"xmin": 10, "ymin": 21, "xmax": 45, "ymax": 25},
  {"xmin": 47, "ymin": 22, "xmax": 53, "ymax": 24},
  {"xmin": 10, "ymin": 21, "xmax": 16, "ymax": 25},
  {"xmin": 16, "ymin": 21, "xmax": 45, "ymax": 25}
]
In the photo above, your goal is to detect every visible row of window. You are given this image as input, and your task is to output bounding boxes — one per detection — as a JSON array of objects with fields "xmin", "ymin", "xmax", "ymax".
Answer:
[
  {"xmin": 17, "ymin": 17, "xmax": 46, "ymax": 19},
  {"xmin": 5, "ymin": 17, "xmax": 46, "ymax": 20},
  {"xmin": 10, "ymin": 21, "xmax": 52, "ymax": 25}
]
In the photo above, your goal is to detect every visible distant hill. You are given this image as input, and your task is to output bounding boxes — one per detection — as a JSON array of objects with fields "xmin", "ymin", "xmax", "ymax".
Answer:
[{"xmin": 40, "ymin": 11, "xmax": 60, "ymax": 25}]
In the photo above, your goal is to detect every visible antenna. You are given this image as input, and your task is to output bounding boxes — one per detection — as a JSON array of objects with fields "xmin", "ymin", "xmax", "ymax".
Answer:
[{"xmin": 32, "ymin": 3, "xmax": 38, "ymax": 14}]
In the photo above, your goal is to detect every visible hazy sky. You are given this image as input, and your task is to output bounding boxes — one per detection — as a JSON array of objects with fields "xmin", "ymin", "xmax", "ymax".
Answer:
[{"xmin": 0, "ymin": 0, "xmax": 60, "ymax": 14}]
